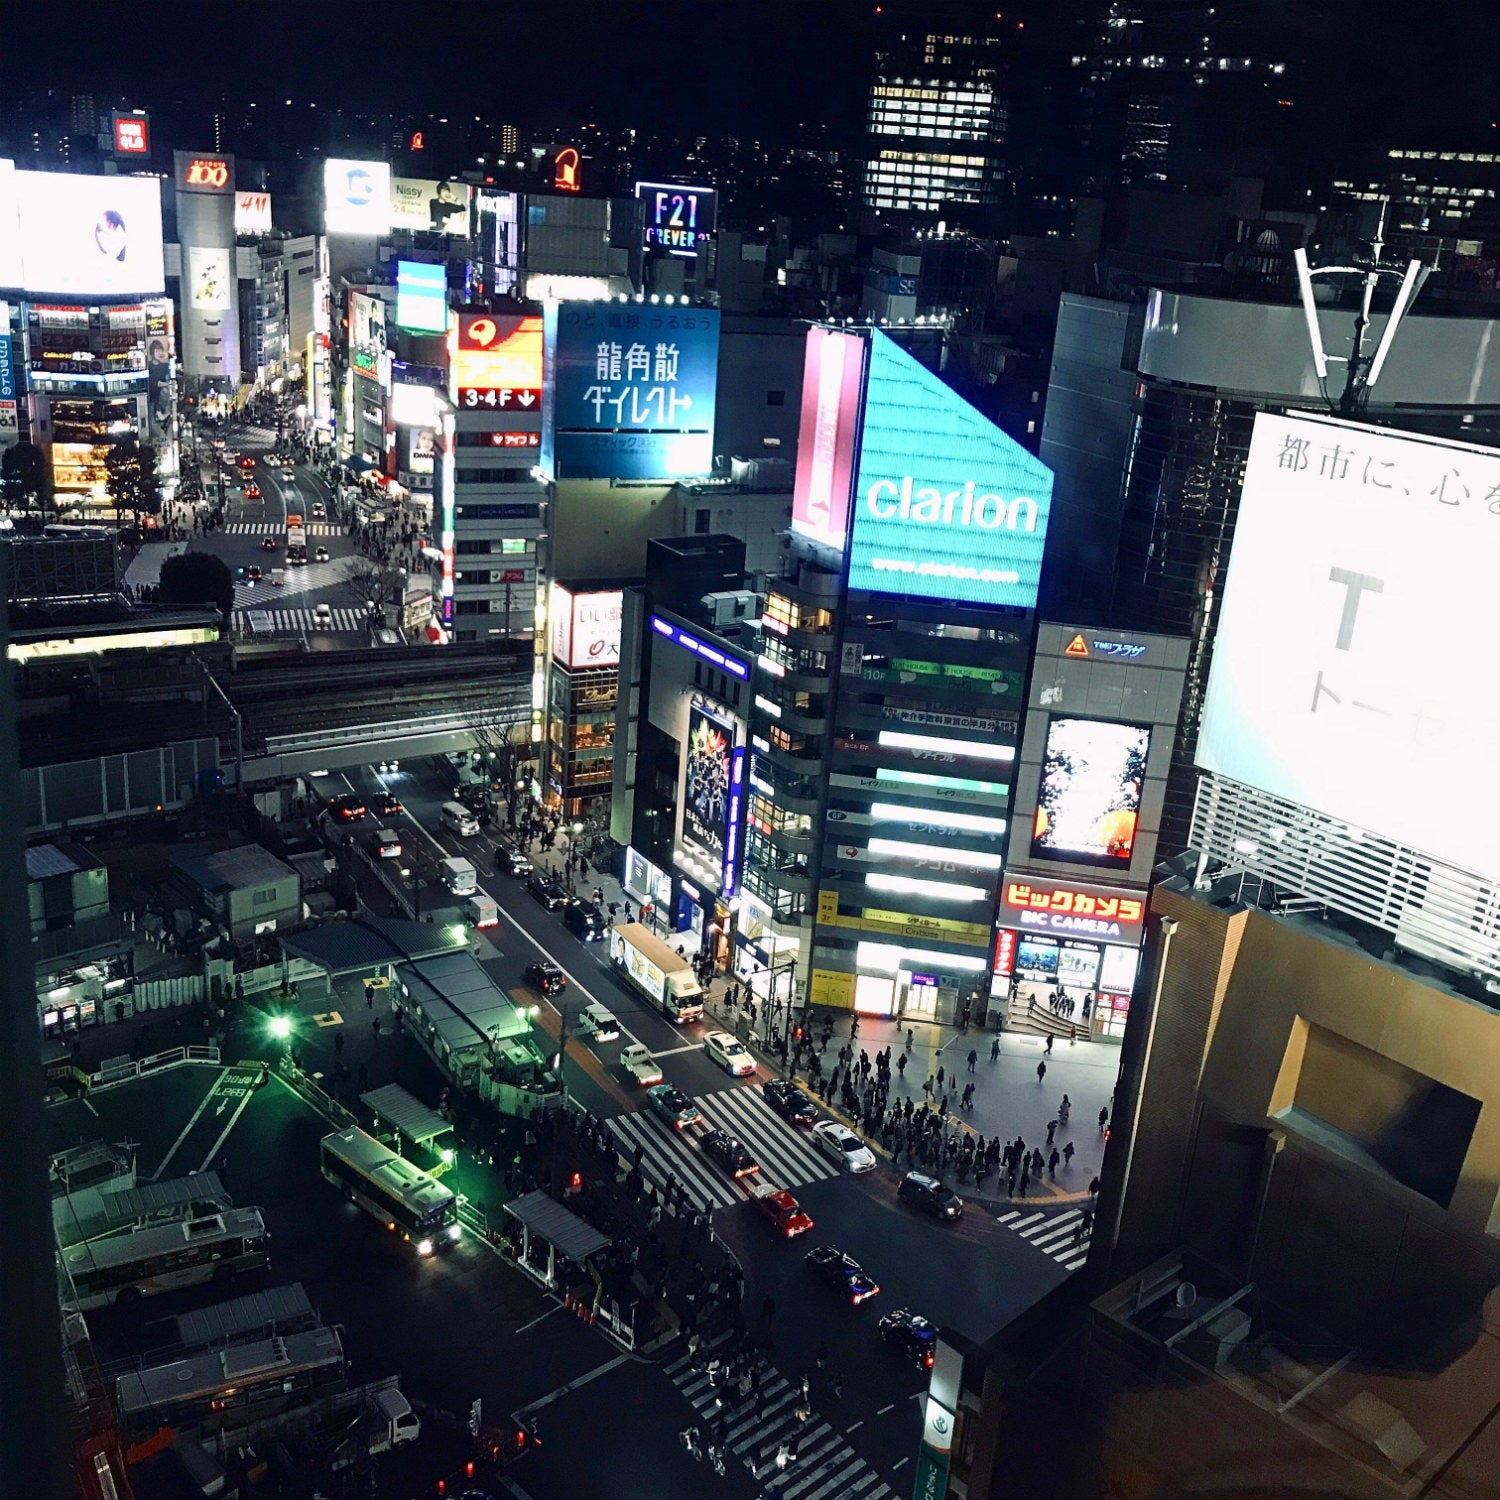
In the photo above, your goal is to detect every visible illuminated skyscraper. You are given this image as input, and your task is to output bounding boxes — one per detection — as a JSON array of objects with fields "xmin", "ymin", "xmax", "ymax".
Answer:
[{"xmin": 862, "ymin": 1, "xmax": 1010, "ymax": 215}]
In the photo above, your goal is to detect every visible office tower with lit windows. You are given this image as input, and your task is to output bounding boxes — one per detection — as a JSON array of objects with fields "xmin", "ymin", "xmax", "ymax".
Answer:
[{"xmin": 863, "ymin": 1, "xmax": 1010, "ymax": 215}]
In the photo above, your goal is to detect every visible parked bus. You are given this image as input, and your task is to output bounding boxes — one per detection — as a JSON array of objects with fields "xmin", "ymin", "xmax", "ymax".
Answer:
[
  {"xmin": 60, "ymin": 1207, "xmax": 269, "ymax": 1310},
  {"xmin": 114, "ymin": 1325, "xmax": 346, "ymax": 1440},
  {"xmin": 319, "ymin": 1128, "xmax": 459, "ymax": 1254}
]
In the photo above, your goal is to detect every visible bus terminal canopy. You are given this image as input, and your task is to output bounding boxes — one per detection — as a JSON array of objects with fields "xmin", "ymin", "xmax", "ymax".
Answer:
[
  {"xmin": 503, "ymin": 1191, "xmax": 610, "ymax": 1266},
  {"xmin": 361, "ymin": 1084, "xmax": 452, "ymax": 1153}
]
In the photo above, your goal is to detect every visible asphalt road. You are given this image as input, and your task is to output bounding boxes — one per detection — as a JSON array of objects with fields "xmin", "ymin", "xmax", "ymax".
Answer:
[{"xmin": 181, "ymin": 422, "xmax": 371, "ymax": 646}]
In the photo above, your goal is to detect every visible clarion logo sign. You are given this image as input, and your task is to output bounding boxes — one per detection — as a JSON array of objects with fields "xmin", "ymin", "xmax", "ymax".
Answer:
[{"xmin": 865, "ymin": 476, "xmax": 1039, "ymax": 533}]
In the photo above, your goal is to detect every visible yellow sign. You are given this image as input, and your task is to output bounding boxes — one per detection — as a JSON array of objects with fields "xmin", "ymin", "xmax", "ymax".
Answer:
[
  {"xmin": 817, "ymin": 889, "xmax": 840, "ymax": 925},
  {"xmin": 858, "ymin": 907, "xmax": 992, "ymax": 947},
  {"xmin": 808, "ymin": 969, "xmax": 856, "ymax": 1010}
]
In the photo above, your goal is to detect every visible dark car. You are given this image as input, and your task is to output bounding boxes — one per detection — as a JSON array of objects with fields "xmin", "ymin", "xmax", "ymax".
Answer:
[
  {"xmin": 701, "ymin": 1128, "xmax": 759, "ymax": 1180},
  {"xmin": 763, "ymin": 1077, "xmax": 819, "ymax": 1129},
  {"xmin": 454, "ymin": 783, "xmax": 490, "ymax": 813},
  {"xmin": 525, "ymin": 873, "xmax": 569, "ymax": 910},
  {"xmin": 645, "ymin": 1083, "xmax": 701, "ymax": 1130},
  {"xmin": 494, "ymin": 841, "xmax": 533, "ymax": 878},
  {"xmin": 897, "ymin": 1171, "xmax": 964, "ymax": 1222},
  {"xmin": 259, "ymin": 535, "xmax": 279, "ymax": 551},
  {"xmin": 328, "ymin": 793, "xmax": 366, "ymax": 822},
  {"xmin": 245, "ymin": 564, "xmax": 263, "ymax": 582},
  {"xmin": 878, "ymin": 1309, "xmax": 937, "ymax": 1370},
  {"xmin": 563, "ymin": 899, "xmax": 607, "ymax": 942},
  {"xmin": 374, "ymin": 792, "xmax": 403, "ymax": 818},
  {"xmin": 524, "ymin": 961, "xmax": 566, "ymax": 997},
  {"xmin": 805, "ymin": 1244, "xmax": 879, "ymax": 1305}
]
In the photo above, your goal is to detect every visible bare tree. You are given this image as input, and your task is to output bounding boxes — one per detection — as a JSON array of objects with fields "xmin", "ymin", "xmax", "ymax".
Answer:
[
  {"xmin": 467, "ymin": 699, "xmax": 534, "ymax": 828},
  {"xmin": 342, "ymin": 556, "xmax": 401, "ymax": 625}
]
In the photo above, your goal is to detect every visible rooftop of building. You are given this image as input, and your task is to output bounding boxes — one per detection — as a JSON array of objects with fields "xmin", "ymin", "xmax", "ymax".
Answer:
[
  {"xmin": 25, "ymin": 841, "xmax": 104, "ymax": 880},
  {"xmin": 168, "ymin": 842, "xmax": 295, "ymax": 895}
]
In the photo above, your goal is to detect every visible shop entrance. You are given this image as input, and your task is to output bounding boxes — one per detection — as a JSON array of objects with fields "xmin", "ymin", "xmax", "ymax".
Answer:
[{"xmin": 901, "ymin": 972, "xmax": 939, "ymax": 1021}]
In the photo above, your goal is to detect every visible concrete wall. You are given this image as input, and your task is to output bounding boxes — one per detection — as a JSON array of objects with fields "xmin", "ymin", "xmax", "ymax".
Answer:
[
  {"xmin": 1123, "ymin": 881, "xmax": 1500, "ymax": 1359},
  {"xmin": 551, "ymin": 478, "xmax": 676, "ymax": 579}
]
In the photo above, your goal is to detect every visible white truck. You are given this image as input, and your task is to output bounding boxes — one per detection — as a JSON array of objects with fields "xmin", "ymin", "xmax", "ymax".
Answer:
[
  {"xmin": 439, "ymin": 856, "xmax": 477, "ymax": 896},
  {"xmin": 464, "ymin": 892, "xmax": 499, "ymax": 928},
  {"xmin": 619, "ymin": 1042, "xmax": 664, "ymax": 1087},
  {"xmin": 609, "ymin": 923, "xmax": 703, "ymax": 1024}
]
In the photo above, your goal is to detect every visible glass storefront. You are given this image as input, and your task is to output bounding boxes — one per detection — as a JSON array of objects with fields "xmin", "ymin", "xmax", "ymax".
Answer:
[{"xmin": 997, "ymin": 927, "xmax": 1139, "ymax": 1040}]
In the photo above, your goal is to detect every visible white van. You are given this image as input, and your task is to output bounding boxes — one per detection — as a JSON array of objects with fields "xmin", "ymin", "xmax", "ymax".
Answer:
[
  {"xmin": 440, "ymin": 857, "xmax": 478, "ymax": 896},
  {"xmin": 440, "ymin": 801, "xmax": 480, "ymax": 837},
  {"xmin": 463, "ymin": 892, "xmax": 499, "ymax": 928},
  {"xmin": 579, "ymin": 1003, "xmax": 620, "ymax": 1041}
]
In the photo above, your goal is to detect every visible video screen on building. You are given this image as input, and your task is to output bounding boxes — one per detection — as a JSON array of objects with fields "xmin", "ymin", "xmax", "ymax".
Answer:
[
  {"xmin": 13, "ymin": 171, "xmax": 165, "ymax": 297},
  {"xmin": 848, "ymin": 330, "xmax": 1053, "ymax": 610},
  {"xmin": 451, "ymin": 312, "xmax": 543, "ymax": 410},
  {"xmin": 390, "ymin": 177, "xmax": 471, "ymax": 236},
  {"xmin": 1198, "ymin": 411, "xmax": 1500, "ymax": 881},
  {"xmin": 635, "ymin": 181, "xmax": 717, "ymax": 257},
  {"xmin": 791, "ymin": 327, "xmax": 866, "ymax": 551},
  {"xmin": 324, "ymin": 158, "xmax": 392, "ymax": 236},
  {"xmin": 1015, "ymin": 935, "xmax": 1058, "ymax": 975},
  {"xmin": 681, "ymin": 705, "xmax": 733, "ymax": 870},
  {"xmin": 1030, "ymin": 717, "xmax": 1149, "ymax": 868},
  {"xmin": 395, "ymin": 260, "xmax": 447, "ymax": 334}
]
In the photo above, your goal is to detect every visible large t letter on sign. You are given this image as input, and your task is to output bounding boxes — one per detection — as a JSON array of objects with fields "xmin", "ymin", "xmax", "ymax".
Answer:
[{"xmin": 1328, "ymin": 567, "xmax": 1384, "ymax": 650}]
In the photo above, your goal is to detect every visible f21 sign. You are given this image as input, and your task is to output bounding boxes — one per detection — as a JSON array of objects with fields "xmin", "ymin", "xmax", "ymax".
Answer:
[{"xmin": 636, "ymin": 182, "xmax": 717, "ymax": 258}]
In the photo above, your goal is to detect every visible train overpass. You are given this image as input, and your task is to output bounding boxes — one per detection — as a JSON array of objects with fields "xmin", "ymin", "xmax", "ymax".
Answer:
[{"xmin": 17, "ymin": 640, "xmax": 534, "ymax": 830}]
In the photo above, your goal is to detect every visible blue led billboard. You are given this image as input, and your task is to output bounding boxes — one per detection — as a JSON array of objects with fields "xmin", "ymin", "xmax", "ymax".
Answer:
[
  {"xmin": 395, "ymin": 260, "xmax": 447, "ymax": 334},
  {"xmin": 848, "ymin": 331, "xmax": 1053, "ymax": 609},
  {"xmin": 542, "ymin": 303, "xmax": 719, "ymax": 481}
]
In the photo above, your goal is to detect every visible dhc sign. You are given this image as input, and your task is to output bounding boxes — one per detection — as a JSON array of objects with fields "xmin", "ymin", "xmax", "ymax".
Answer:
[{"xmin": 849, "ymin": 331, "xmax": 1053, "ymax": 610}]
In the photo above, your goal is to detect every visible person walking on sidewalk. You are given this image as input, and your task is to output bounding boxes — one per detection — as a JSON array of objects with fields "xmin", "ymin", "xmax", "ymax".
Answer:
[
  {"xmin": 967, "ymin": 1048, "xmax": 978, "ymax": 1073},
  {"xmin": 1045, "ymin": 1032, "xmax": 1054, "ymax": 1055},
  {"xmin": 1098, "ymin": 1105, "xmax": 1109, "ymax": 1132},
  {"xmin": 1037, "ymin": 1059, "xmax": 1047, "ymax": 1086},
  {"xmin": 897, "ymin": 1052, "xmax": 907, "ymax": 1080},
  {"xmin": 1048, "ymin": 1147, "xmax": 1060, "ymax": 1179},
  {"xmin": 936, "ymin": 1065, "xmax": 945, "ymax": 1091},
  {"xmin": 906, "ymin": 1027, "xmax": 914, "ymax": 1052},
  {"xmin": 1063, "ymin": 1141, "xmax": 1075, "ymax": 1169},
  {"xmin": 990, "ymin": 1036, "xmax": 1000, "ymax": 1063},
  {"xmin": 1018, "ymin": 1164, "xmax": 1030, "ymax": 1196}
]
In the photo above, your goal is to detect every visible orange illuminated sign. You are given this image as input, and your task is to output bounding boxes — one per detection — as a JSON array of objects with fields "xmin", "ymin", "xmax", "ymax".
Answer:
[
  {"xmin": 1064, "ymin": 632, "xmax": 1089, "ymax": 658},
  {"xmin": 411, "ymin": 131, "xmax": 424, "ymax": 151},
  {"xmin": 553, "ymin": 147, "xmax": 580, "ymax": 192},
  {"xmin": 998, "ymin": 874, "xmax": 1148, "ymax": 945},
  {"xmin": 451, "ymin": 313, "xmax": 544, "ymax": 392},
  {"xmin": 183, "ymin": 157, "xmax": 230, "ymax": 190}
]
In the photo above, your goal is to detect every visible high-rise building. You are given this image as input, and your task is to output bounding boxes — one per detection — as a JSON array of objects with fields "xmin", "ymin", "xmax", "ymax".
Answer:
[{"xmin": 863, "ymin": 1, "xmax": 1010, "ymax": 215}]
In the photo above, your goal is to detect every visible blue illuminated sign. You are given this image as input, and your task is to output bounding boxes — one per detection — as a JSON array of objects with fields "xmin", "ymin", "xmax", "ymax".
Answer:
[
  {"xmin": 723, "ymin": 747, "xmax": 746, "ymax": 897},
  {"xmin": 395, "ymin": 260, "xmax": 447, "ymax": 334},
  {"xmin": 848, "ymin": 331, "xmax": 1053, "ymax": 610},
  {"xmin": 542, "ymin": 304, "xmax": 719, "ymax": 481},
  {"xmin": 635, "ymin": 181, "xmax": 718, "ymax": 258},
  {"xmin": 649, "ymin": 614, "xmax": 750, "ymax": 681}
]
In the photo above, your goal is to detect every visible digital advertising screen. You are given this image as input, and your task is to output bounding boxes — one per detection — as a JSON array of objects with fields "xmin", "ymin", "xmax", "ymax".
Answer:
[
  {"xmin": 350, "ymin": 292, "xmax": 386, "ymax": 356},
  {"xmin": 681, "ymin": 704, "xmax": 733, "ymax": 870},
  {"xmin": 792, "ymin": 326, "xmax": 867, "ymax": 551},
  {"xmin": 1030, "ymin": 717, "xmax": 1149, "ymax": 868},
  {"xmin": 390, "ymin": 177, "xmax": 471, "ymax": 236},
  {"xmin": 13, "ymin": 170, "xmax": 164, "ymax": 297},
  {"xmin": 544, "ymin": 303, "xmax": 719, "ymax": 481},
  {"xmin": 1197, "ymin": 411, "xmax": 1500, "ymax": 881},
  {"xmin": 451, "ymin": 312, "xmax": 543, "ymax": 411},
  {"xmin": 324, "ymin": 158, "xmax": 392, "ymax": 236},
  {"xmin": 0, "ymin": 161, "xmax": 22, "ymax": 289},
  {"xmin": 848, "ymin": 330, "xmax": 1052, "ymax": 609},
  {"xmin": 395, "ymin": 260, "xmax": 447, "ymax": 333},
  {"xmin": 635, "ymin": 181, "xmax": 717, "ymax": 257},
  {"xmin": 1015, "ymin": 935, "xmax": 1059, "ymax": 976}
]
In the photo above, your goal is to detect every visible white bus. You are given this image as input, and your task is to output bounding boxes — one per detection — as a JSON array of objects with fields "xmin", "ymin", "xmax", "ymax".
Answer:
[
  {"xmin": 320, "ymin": 1128, "xmax": 460, "ymax": 1255},
  {"xmin": 60, "ymin": 1207, "xmax": 269, "ymax": 1310},
  {"xmin": 114, "ymin": 1325, "xmax": 346, "ymax": 1440},
  {"xmin": 286, "ymin": 521, "xmax": 307, "ymax": 565}
]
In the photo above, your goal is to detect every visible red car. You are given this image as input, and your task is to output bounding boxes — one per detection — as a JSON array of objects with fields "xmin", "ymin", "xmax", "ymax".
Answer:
[
  {"xmin": 753, "ymin": 1187, "xmax": 813, "ymax": 1239},
  {"xmin": 244, "ymin": 483, "xmax": 261, "ymax": 499},
  {"xmin": 238, "ymin": 455, "xmax": 256, "ymax": 469}
]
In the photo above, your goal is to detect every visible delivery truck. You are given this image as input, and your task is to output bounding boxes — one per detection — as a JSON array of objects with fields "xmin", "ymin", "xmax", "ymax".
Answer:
[
  {"xmin": 609, "ymin": 923, "xmax": 703, "ymax": 1023},
  {"xmin": 439, "ymin": 856, "xmax": 477, "ymax": 896}
]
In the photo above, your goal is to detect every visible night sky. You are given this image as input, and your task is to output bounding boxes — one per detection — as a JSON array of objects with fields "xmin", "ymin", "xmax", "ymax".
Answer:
[{"xmin": 9, "ymin": 0, "xmax": 1497, "ymax": 150}]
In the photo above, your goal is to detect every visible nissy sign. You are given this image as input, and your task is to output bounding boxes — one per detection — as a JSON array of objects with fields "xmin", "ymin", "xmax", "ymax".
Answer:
[{"xmin": 848, "ymin": 331, "xmax": 1052, "ymax": 610}]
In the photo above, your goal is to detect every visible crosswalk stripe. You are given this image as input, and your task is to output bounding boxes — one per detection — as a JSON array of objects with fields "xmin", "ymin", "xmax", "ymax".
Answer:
[
  {"xmin": 607, "ymin": 1113, "xmax": 736, "ymax": 1210},
  {"xmin": 997, "ymin": 1209, "xmax": 1021, "ymax": 1223},
  {"xmin": 694, "ymin": 1089, "xmax": 836, "ymax": 1188},
  {"xmin": 668, "ymin": 1354, "xmax": 891, "ymax": 1499},
  {"xmin": 1026, "ymin": 1211, "xmax": 1083, "ymax": 1244},
  {"xmin": 1063, "ymin": 1254, "xmax": 1089, "ymax": 1270},
  {"xmin": 997, "ymin": 1205, "xmax": 1092, "ymax": 1267},
  {"xmin": 1009, "ymin": 1211, "xmax": 1045, "ymax": 1231}
]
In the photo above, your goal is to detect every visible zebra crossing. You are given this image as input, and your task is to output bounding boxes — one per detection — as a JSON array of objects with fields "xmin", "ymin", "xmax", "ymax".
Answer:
[
  {"xmin": 996, "ymin": 1204, "xmax": 1093, "ymax": 1271},
  {"xmin": 224, "ymin": 522, "xmax": 341, "ymax": 536},
  {"xmin": 231, "ymin": 606, "xmax": 367, "ymax": 634},
  {"xmin": 607, "ymin": 1086, "xmax": 837, "ymax": 1212},
  {"xmin": 666, "ymin": 1347, "xmax": 893, "ymax": 1500}
]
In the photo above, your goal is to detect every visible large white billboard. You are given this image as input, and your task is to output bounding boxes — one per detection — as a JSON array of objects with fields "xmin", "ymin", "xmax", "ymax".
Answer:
[
  {"xmin": 324, "ymin": 159, "xmax": 391, "ymax": 236},
  {"xmin": 1197, "ymin": 411, "xmax": 1500, "ymax": 879},
  {"xmin": 389, "ymin": 177, "xmax": 470, "ymax": 235},
  {"xmin": 13, "ymin": 170, "xmax": 165, "ymax": 297},
  {"xmin": 0, "ymin": 160, "xmax": 21, "ymax": 289}
]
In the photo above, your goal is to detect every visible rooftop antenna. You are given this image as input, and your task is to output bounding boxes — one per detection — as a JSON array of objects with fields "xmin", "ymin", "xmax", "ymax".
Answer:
[{"xmin": 1292, "ymin": 198, "xmax": 1430, "ymax": 417}]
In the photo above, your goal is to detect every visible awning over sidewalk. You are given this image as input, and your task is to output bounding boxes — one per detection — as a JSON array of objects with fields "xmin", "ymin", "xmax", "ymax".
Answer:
[{"xmin": 502, "ymin": 1190, "xmax": 609, "ymax": 1265}]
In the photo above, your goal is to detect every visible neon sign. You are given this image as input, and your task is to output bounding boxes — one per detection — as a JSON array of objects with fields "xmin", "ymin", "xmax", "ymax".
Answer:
[
  {"xmin": 183, "ymin": 157, "xmax": 230, "ymax": 189},
  {"xmin": 998, "ymin": 876, "xmax": 1148, "ymax": 946},
  {"xmin": 553, "ymin": 148, "xmax": 580, "ymax": 192}
]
